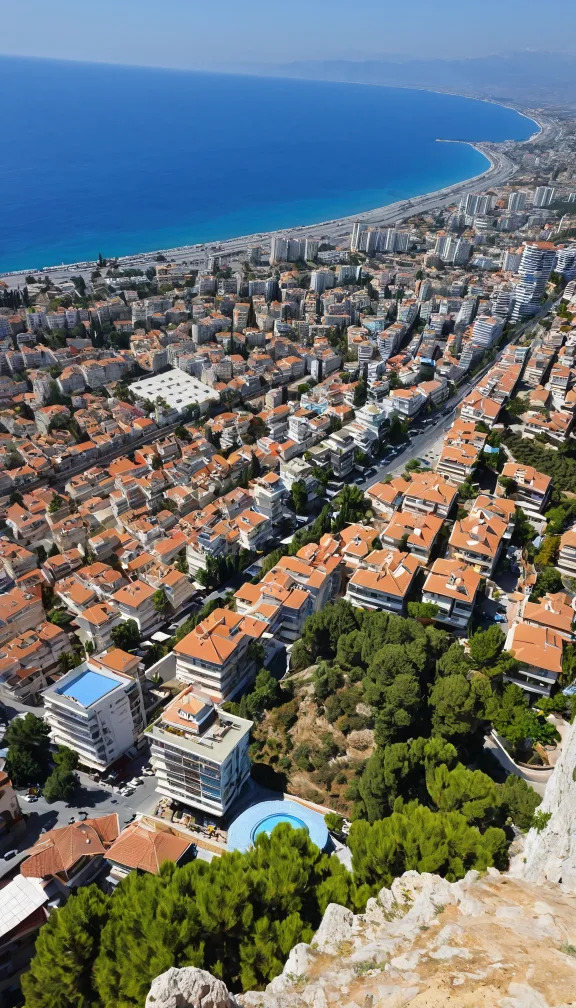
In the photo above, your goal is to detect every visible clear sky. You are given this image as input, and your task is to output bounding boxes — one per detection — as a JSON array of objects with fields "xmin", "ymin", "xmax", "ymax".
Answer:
[{"xmin": 1, "ymin": 0, "xmax": 575, "ymax": 69}]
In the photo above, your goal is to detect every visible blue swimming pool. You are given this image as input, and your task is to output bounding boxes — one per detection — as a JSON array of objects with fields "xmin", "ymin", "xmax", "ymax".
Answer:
[
  {"xmin": 252, "ymin": 813, "xmax": 307, "ymax": 842},
  {"xmin": 55, "ymin": 669, "xmax": 119, "ymax": 707},
  {"xmin": 227, "ymin": 799, "xmax": 329, "ymax": 853}
]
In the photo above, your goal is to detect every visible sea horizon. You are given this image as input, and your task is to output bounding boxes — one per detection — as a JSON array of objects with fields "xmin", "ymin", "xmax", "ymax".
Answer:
[{"xmin": 0, "ymin": 56, "xmax": 538, "ymax": 274}]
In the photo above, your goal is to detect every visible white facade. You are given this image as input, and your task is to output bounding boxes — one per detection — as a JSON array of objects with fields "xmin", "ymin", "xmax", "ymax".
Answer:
[
  {"xmin": 150, "ymin": 687, "xmax": 252, "ymax": 818},
  {"xmin": 43, "ymin": 662, "xmax": 145, "ymax": 770}
]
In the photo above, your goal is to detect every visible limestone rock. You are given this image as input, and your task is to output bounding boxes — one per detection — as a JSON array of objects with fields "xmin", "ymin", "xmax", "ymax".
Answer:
[
  {"xmin": 516, "ymin": 714, "xmax": 576, "ymax": 891},
  {"xmin": 311, "ymin": 903, "xmax": 354, "ymax": 953},
  {"xmin": 146, "ymin": 967, "xmax": 240, "ymax": 1008},
  {"xmin": 147, "ymin": 869, "xmax": 576, "ymax": 1008}
]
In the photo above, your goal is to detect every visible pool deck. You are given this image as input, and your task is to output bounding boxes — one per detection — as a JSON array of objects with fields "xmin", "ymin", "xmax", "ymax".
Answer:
[{"xmin": 227, "ymin": 797, "xmax": 329, "ymax": 853}]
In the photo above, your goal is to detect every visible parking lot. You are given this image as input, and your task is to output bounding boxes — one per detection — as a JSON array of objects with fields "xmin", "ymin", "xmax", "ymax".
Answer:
[{"xmin": 0, "ymin": 749, "xmax": 160, "ymax": 874}]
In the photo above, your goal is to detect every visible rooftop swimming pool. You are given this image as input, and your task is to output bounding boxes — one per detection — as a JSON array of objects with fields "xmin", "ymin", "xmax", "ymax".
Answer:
[
  {"xmin": 227, "ymin": 799, "xmax": 329, "ymax": 853},
  {"xmin": 55, "ymin": 669, "xmax": 119, "ymax": 707}
]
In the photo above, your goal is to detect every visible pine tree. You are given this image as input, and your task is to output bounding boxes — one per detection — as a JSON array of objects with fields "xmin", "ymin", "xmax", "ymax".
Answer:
[{"xmin": 22, "ymin": 885, "xmax": 110, "ymax": 1008}]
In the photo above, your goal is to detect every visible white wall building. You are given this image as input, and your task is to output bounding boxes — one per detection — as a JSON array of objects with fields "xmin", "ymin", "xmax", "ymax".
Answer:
[
  {"xmin": 150, "ymin": 686, "xmax": 252, "ymax": 818},
  {"xmin": 43, "ymin": 662, "xmax": 145, "ymax": 771}
]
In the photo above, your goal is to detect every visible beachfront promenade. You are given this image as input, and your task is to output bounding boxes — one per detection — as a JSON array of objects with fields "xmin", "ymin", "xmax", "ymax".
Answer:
[{"xmin": 0, "ymin": 142, "xmax": 520, "ymax": 288}]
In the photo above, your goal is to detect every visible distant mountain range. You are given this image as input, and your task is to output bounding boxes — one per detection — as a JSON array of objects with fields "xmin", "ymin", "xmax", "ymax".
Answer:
[{"xmin": 251, "ymin": 51, "xmax": 576, "ymax": 107}]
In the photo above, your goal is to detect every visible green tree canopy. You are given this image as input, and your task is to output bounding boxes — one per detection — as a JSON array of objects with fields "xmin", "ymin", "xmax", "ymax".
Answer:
[
  {"xmin": 468, "ymin": 626, "xmax": 505, "ymax": 669},
  {"xmin": 43, "ymin": 767, "xmax": 79, "ymax": 803},
  {"xmin": 22, "ymin": 885, "xmax": 111, "ymax": 1008},
  {"xmin": 349, "ymin": 803, "xmax": 506, "ymax": 889},
  {"xmin": 429, "ymin": 675, "xmax": 479, "ymax": 739},
  {"xmin": 5, "ymin": 713, "xmax": 52, "ymax": 787},
  {"xmin": 110, "ymin": 619, "xmax": 141, "ymax": 651}
]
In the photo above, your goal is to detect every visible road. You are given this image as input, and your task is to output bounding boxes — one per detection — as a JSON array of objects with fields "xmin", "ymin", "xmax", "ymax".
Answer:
[{"xmin": 0, "ymin": 747, "xmax": 159, "ymax": 875}]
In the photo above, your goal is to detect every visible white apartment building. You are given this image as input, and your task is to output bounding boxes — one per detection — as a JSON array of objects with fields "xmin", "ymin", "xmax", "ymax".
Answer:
[
  {"xmin": 150, "ymin": 686, "xmax": 252, "ymax": 819},
  {"xmin": 512, "ymin": 242, "xmax": 556, "ymax": 320},
  {"xmin": 470, "ymin": 315, "xmax": 503, "ymax": 348},
  {"xmin": 507, "ymin": 191, "xmax": 527, "ymax": 213},
  {"xmin": 323, "ymin": 429, "xmax": 356, "ymax": 477},
  {"xmin": 43, "ymin": 661, "xmax": 145, "ymax": 770},
  {"xmin": 173, "ymin": 609, "xmax": 262, "ymax": 703},
  {"xmin": 532, "ymin": 186, "xmax": 555, "ymax": 208}
]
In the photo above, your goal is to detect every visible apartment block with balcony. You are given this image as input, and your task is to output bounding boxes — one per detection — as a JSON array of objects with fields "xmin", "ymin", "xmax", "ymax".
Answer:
[
  {"xmin": 448, "ymin": 509, "xmax": 506, "ymax": 577},
  {"xmin": 437, "ymin": 442, "xmax": 480, "ymax": 485},
  {"xmin": 149, "ymin": 686, "xmax": 252, "ymax": 819},
  {"xmin": 173, "ymin": 608, "xmax": 266, "ymax": 703},
  {"xmin": 73, "ymin": 602, "xmax": 123, "ymax": 653},
  {"xmin": 0, "ymin": 622, "xmax": 70, "ymax": 704},
  {"xmin": 520, "ymin": 591, "xmax": 574, "ymax": 641},
  {"xmin": 251, "ymin": 472, "xmax": 287, "ymax": 523},
  {"xmin": 422, "ymin": 558, "xmax": 481, "ymax": 632},
  {"xmin": 43, "ymin": 660, "xmax": 146, "ymax": 770},
  {"xmin": 504, "ymin": 623, "xmax": 563, "ymax": 698},
  {"xmin": 112, "ymin": 581, "xmax": 162, "ymax": 638},
  {"xmin": 402, "ymin": 471, "xmax": 458, "ymax": 519},
  {"xmin": 470, "ymin": 495, "xmax": 517, "ymax": 540},
  {"xmin": 458, "ymin": 390, "xmax": 502, "ymax": 426},
  {"xmin": 380, "ymin": 510, "xmax": 444, "ymax": 564},
  {"xmin": 497, "ymin": 462, "xmax": 551, "ymax": 515},
  {"xmin": 235, "ymin": 509, "xmax": 273, "ymax": 551},
  {"xmin": 5, "ymin": 503, "xmax": 50, "ymax": 545},
  {"xmin": 558, "ymin": 528, "xmax": 576, "ymax": 576},
  {"xmin": 0, "ymin": 541, "xmax": 38, "ymax": 581},
  {"xmin": 141, "ymin": 564, "xmax": 196, "ymax": 615},
  {"xmin": 0, "ymin": 588, "xmax": 45, "ymax": 646},
  {"xmin": 323, "ymin": 429, "xmax": 356, "ymax": 477},
  {"xmin": 345, "ymin": 548, "xmax": 420, "ymax": 614},
  {"xmin": 366, "ymin": 477, "xmax": 411, "ymax": 520}
]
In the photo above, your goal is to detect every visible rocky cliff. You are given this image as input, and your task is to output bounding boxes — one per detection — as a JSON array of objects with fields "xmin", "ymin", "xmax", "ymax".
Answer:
[
  {"xmin": 145, "ymin": 721, "xmax": 576, "ymax": 1008},
  {"xmin": 513, "ymin": 710, "xmax": 576, "ymax": 891},
  {"xmin": 146, "ymin": 868, "xmax": 576, "ymax": 1008}
]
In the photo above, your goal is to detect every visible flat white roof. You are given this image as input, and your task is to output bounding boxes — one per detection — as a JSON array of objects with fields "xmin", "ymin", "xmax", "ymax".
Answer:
[
  {"xmin": 130, "ymin": 368, "xmax": 219, "ymax": 410},
  {"xmin": 0, "ymin": 875, "xmax": 48, "ymax": 939}
]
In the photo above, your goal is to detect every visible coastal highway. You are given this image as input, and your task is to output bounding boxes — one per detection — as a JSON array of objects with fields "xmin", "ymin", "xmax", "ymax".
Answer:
[{"xmin": 0, "ymin": 145, "xmax": 519, "ymax": 288}]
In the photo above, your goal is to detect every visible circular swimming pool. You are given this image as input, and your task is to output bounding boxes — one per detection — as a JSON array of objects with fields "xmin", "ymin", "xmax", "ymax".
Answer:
[
  {"xmin": 252, "ymin": 812, "xmax": 307, "ymax": 842},
  {"xmin": 227, "ymin": 799, "xmax": 329, "ymax": 853}
]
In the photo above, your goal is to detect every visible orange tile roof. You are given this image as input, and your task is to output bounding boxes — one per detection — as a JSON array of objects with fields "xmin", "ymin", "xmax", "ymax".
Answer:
[
  {"xmin": 21, "ymin": 814, "xmax": 119, "ymax": 878},
  {"xmin": 522, "ymin": 592, "xmax": 574, "ymax": 637},
  {"xmin": 508, "ymin": 622, "xmax": 563, "ymax": 674},
  {"xmin": 501, "ymin": 462, "xmax": 551, "ymax": 495},
  {"xmin": 449, "ymin": 512, "xmax": 506, "ymax": 560},
  {"xmin": 424, "ymin": 558, "xmax": 481, "ymax": 602},
  {"xmin": 105, "ymin": 822, "xmax": 193, "ymax": 874}
]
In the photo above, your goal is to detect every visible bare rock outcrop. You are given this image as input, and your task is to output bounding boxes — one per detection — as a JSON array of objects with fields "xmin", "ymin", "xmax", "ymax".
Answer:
[
  {"xmin": 145, "ymin": 967, "xmax": 241, "ymax": 1008},
  {"xmin": 148, "ymin": 870, "xmax": 576, "ymax": 1008},
  {"xmin": 514, "ymin": 714, "xmax": 576, "ymax": 891}
]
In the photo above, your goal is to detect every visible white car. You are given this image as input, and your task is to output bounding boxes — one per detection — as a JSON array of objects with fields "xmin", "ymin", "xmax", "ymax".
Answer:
[
  {"xmin": 121, "ymin": 788, "xmax": 135, "ymax": 797},
  {"xmin": 22, "ymin": 794, "xmax": 38, "ymax": 803}
]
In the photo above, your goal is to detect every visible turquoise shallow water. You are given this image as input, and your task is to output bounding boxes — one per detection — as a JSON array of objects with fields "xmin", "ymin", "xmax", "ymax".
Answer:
[{"xmin": 0, "ymin": 56, "xmax": 537, "ymax": 272}]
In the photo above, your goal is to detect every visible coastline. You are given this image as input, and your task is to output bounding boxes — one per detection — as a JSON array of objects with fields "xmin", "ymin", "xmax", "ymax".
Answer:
[{"xmin": 0, "ymin": 98, "xmax": 545, "ymax": 286}]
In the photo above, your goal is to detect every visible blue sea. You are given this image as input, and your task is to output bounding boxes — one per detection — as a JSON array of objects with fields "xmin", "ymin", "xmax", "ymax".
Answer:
[{"xmin": 0, "ymin": 56, "xmax": 537, "ymax": 273}]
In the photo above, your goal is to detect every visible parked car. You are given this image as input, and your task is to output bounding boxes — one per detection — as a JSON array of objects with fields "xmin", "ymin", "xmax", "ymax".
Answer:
[
  {"xmin": 353, "ymin": 476, "xmax": 365, "ymax": 485},
  {"xmin": 494, "ymin": 613, "xmax": 508, "ymax": 623},
  {"xmin": 2, "ymin": 850, "xmax": 18, "ymax": 860},
  {"xmin": 22, "ymin": 795, "xmax": 38, "ymax": 803}
]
